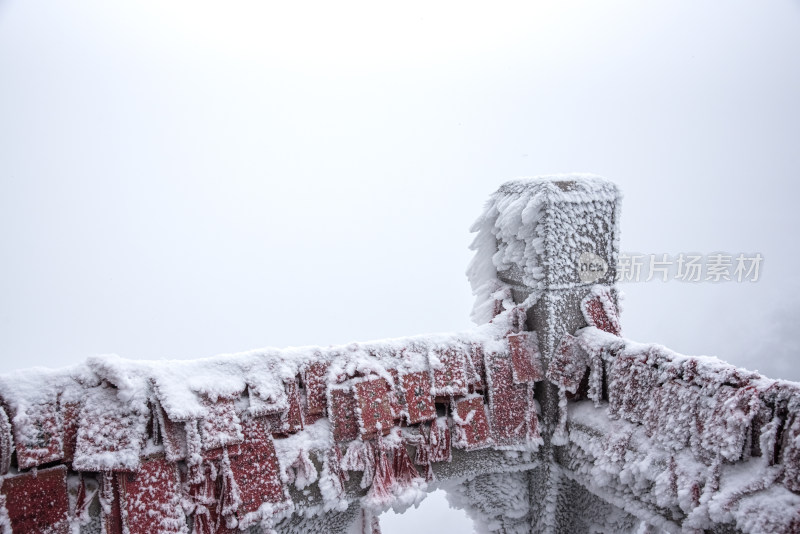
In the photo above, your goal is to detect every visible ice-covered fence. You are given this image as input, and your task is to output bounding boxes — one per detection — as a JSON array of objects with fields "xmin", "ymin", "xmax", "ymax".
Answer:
[
  {"xmin": 0, "ymin": 325, "xmax": 545, "ymax": 534},
  {"xmin": 0, "ymin": 175, "xmax": 797, "ymax": 534}
]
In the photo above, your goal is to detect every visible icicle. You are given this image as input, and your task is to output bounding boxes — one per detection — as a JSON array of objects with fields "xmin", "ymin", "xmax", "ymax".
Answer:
[
  {"xmin": 0, "ymin": 493, "xmax": 10, "ymax": 534},
  {"xmin": 781, "ymin": 403, "xmax": 800, "ymax": 492},
  {"xmin": 150, "ymin": 401, "xmax": 163, "ymax": 446},
  {"xmin": 668, "ymin": 456, "xmax": 678, "ymax": 501},
  {"xmin": 587, "ymin": 350, "xmax": 606, "ymax": 407}
]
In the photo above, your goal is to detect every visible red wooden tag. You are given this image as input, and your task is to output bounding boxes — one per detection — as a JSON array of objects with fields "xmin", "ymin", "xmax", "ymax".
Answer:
[
  {"xmin": 329, "ymin": 386, "xmax": 360, "ymax": 442},
  {"xmin": 119, "ymin": 457, "xmax": 187, "ymax": 534},
  {"xmin": 1, "ymin": 465, "xmax": 70, "ymax": 533},
  {"xmin": 453, "ymin": 395, "xmax": 490, "ymax": 450},
  {"xmin": 354, "ymin": 377, "xmax": 394, "ymax": 440},
  {"xmin": 508, "ymin": 332, "xmax": 544, "ymax": 384},
  {"xmin": 400, "ymin": 371, "xmax": 436, "ymax": 425}
]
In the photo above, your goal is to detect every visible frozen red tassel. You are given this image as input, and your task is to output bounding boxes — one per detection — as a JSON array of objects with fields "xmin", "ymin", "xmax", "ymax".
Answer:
[
  {"xmin": 288, "ymin": 448, "xmax": 318, "ymax": 490},
  {"xmin": 366, "ymin": 440, "xmax": 395, "ymax": 506},
  {"xmin": 361, "ymin": 509, "xmax": 382, "ymax": 534},
  {"xmin": 342, "ymin": 439, "xmax": 376, "ymax": 489},
  {"xmin": 392, "ymin": 443, "xmax": 420, "ymax": 487},
  {"xmin": 192, "ymin": 510, "xmax": 214, "ymax": 534},
  {"xmin": 320, "ymin": 445, "xmax": 348, "ymax": 505},
  {"xmin": 74, "ymin": 474, "xmax": 98, "ymax": 525},
  {"xmin": 218, "ymin": 448, "xmax": 242, "ymax": 525},
  {"xmin": 428, "ymin": 418, "xmax": 452, "ymax": 463}
]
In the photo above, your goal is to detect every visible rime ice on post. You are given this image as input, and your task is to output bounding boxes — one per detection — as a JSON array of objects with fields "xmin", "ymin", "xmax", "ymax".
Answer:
[
  {"xmin": 468, "ymin": 174, "xmax": 620, "ymax": 354},
  {"xmin": 465, "ymin": 175, "xmax": 622, "ymax": 528}
]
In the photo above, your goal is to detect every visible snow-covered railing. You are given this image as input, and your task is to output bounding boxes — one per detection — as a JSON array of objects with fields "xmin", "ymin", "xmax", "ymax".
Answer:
[
  {"xmin": 0, "ymin": 317, "xmax": 547, "ymax": 534},
  {"xmin": 542, "ymin": 289, "xmax": 800, "ymax": 533},
  {"xmin": 0, "ymin": 175, "xmax": 797, "ymax": 534}
]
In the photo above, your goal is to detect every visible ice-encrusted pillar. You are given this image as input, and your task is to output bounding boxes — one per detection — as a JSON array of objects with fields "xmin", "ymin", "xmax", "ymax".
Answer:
[
  {"xmin": 466, "ymin": 175, "xmax": 622, "ymax": 533},
  {"xmin": 468, "ymin": 174, "xmax": 621, "ymax": 355}
]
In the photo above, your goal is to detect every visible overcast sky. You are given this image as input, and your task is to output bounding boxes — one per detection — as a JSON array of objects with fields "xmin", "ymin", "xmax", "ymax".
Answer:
[{"xmin": 1, "ymin": 1, "xmax": 799, "ymax": 532}]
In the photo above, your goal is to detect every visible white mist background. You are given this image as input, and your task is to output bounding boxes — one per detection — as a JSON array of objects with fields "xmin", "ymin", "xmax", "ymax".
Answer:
[{"xmin": 1, "ymin": 1, "xmax": 799, "ymax": 532}]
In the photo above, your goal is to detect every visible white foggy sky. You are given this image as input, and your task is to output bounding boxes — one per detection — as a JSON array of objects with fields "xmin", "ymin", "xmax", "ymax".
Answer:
[{"xmin": 1, "ymin": 2, "xmax": 799, "ymax": 531}]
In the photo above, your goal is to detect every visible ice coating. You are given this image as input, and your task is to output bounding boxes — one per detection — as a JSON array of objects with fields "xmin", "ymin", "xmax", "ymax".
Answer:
[
  {"xmin": 0, "ymin": 175, "xmax": 797, "ymax": 534},
  {"xmin": 467, "ymin": 174, "xmax": 621, "ymax": 324}
]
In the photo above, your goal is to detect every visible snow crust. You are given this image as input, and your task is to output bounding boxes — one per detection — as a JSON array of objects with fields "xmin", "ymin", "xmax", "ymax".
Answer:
[
  {"xmin": 556, "ymin": 325, "xmax": 800, "ymax": 533},
  {"xmin": 0, "ymin": 313, "xmax": 549, "ymax": 533}
]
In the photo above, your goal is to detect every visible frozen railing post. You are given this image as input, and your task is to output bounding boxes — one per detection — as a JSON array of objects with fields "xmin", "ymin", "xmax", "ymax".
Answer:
[
  {"xmin": 483, "ymin": 176, "xmax": 621, "ymax": 354},
  {"xmin": 466, "ymin": 174, "xmax": 622, "ymax": 531}
]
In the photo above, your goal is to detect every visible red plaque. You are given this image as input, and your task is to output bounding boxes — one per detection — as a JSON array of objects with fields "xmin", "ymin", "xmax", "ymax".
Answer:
[
  {"xmin": 453, "ymin": 395, "xmax": 490, "ymax": 450},
  {"xmin": 546, "ymin": 334, "xmax": 589, "ymax": 394},
  {"xmin": 303, "ymin": 361, "xmax": 329, "ymax": 416},
  {"xmin": 508, "ymin": 332, "xmax": 544, "ymax": 384},
  {"xmin": 200, "ymin": 395, "xmax": 244, "ymax": 450},
  {"xmin": 119, "ymin": 457, "xmax": 187, "ymax": 534},
  {"xmin": 485, "ymin": 351, "xmax": 532, "ymax": 446},
  {"xmin": 400, "ymin": 371, "xmax": 436, "ymax": 425},
  {"xmin": 329, "ymin": 386, "xmax": 360, "ymax": 442},
  {"xmin": 581, "ymin": 288, "xmax": 621, "ymax": 336},
  {"xmin": 467, "ymin": 343, "xmax": 486, "ymax": 391},
  {"xmin": 158, "ymin": 407, "xmax": 187, "ymax": 462},
  {"xmin": 227, "ymin": 418, "xmax": 291, "ymax": 527},
  {"xmin": 13, "ymin": 400, "xmax": 64, "ymax": 469},
  {"xmin": 354, "ymin": 377, "xmax": 394, "ymax": 439},
  {"xmin": 1, "ymin": 465, "xmax": 70, "ymax": 533},
  {"xmin": 74, "ymin": 386, "xmax": 148, "ymax": 471},
  {"xmin": 430, "ymin": 348, "xmax": 469, "ymax": 398}
]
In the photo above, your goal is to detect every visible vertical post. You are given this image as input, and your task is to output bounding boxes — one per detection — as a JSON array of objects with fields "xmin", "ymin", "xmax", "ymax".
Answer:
[
  {"xmin": 467, "ymin": 174, "xmax": 621, "ymax": 533},
  {"xmin": 490, "ymin": 176, "xmax": 621, "ymax": 354}
]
